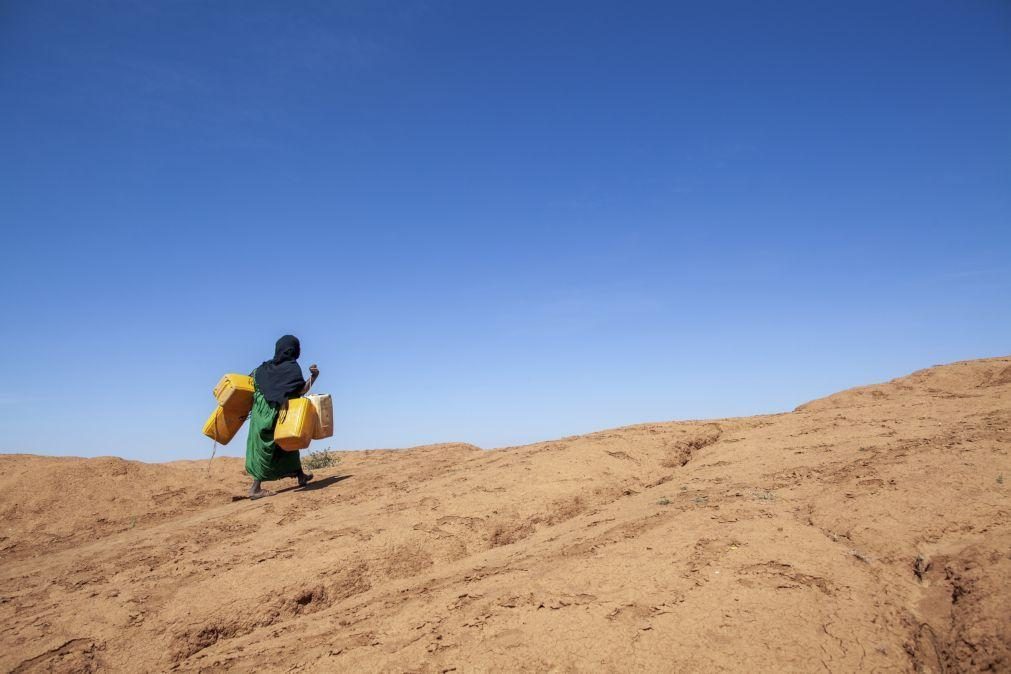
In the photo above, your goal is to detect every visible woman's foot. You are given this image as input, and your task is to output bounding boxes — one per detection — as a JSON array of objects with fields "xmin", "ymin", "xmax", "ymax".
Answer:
[
  {"xmin": 249, "ymin": 479, "xmax": 273, "ymax": 500},
  {"xmin": 297, "ymin": 471, "xmax": 314, "ymax": 488}
]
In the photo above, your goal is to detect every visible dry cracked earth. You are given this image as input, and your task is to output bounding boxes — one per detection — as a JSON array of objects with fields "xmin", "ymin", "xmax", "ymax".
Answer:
[{"xmin": 1, "ymin": 357, "xmax": 1009, "ymax": 672}]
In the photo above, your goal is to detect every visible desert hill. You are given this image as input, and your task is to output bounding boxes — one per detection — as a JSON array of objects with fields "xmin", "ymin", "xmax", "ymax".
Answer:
[{"xmin": 1, "ymin": 357, "xmax": 1009, "ymax": 672}]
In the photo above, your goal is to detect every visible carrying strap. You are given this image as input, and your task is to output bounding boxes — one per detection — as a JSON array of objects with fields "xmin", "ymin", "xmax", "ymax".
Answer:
[
  {"xmin": 304, "ymin": 365, "xmax": 316, "ymax": 395},
  {"xmin": 207, "ymin": 439, "xmax": 217, "ymax": 476}
]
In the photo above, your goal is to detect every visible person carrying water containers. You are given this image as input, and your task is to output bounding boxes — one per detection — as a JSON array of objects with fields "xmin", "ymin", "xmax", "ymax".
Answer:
[
  {"xmin": 246, "ymin": 335, "xmax": 319, "ymax": 499},
  {"xmin": 203, "ymin": 335, "xmax": 333, "ymax": 498}
]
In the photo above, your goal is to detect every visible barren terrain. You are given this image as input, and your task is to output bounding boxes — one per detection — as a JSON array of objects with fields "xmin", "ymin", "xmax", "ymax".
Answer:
[{"xmin": 1, "ymin": 357, "xmax": 1009, "ymax": 672}]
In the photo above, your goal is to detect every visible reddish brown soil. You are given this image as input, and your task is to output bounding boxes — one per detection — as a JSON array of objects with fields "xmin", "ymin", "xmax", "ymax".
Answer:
[{"xmin": 1, "ymin": 357, "xmax": 1009, "ymax": 672}]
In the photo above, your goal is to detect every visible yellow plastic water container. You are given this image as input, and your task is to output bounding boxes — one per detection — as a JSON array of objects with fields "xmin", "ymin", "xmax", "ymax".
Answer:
[
  {"xmin": 213, "ymin": 374, "xmax": 255, "ymax": 416},
  {"xmin": 202, "ymin": 406, "xmax": 246, "ymax": 445},
  {"xmin": 275, "ymin": 398, "xmax": 317, "ymax": 451},
  {"xmin": 307, "ymin": 393, "xmax": 333, "ymax": 440}
]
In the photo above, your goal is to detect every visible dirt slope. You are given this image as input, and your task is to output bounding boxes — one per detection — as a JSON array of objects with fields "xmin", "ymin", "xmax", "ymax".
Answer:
[{"xmin": 1, "ymin": 357, "xmax": 1009, "ymax": 673}]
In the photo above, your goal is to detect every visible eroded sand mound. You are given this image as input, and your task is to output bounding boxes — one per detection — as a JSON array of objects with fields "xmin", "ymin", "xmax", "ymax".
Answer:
[{"xmin": 1, "ymin": 357, "xmax": 1009, "ymax": 672}]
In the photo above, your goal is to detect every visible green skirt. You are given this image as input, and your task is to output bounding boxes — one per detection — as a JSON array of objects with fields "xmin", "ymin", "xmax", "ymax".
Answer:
[{"xmin": 245, "ymin": 388, "xmax": 302, "ymax": 481}]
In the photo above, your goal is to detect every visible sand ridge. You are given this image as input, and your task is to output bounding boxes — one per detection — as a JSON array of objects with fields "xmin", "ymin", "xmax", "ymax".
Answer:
[{"xmin": 1, "ymin": 357, "xmax": 1009, "ymax": 672}]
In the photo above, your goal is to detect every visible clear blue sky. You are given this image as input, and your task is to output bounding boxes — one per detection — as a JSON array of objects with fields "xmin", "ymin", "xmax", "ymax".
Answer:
[{"xmin": 1, "ymin": 1, "xmax": 1009, "ymax": 462}]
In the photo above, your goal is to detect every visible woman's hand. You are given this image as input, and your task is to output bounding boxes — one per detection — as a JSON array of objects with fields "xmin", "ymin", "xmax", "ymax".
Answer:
[{"xmin": 309, "ymin": 364, "xmax": 320, "ymax": 379}]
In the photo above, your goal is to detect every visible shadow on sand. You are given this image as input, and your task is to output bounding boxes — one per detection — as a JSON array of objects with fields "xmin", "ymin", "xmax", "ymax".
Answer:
[{"xmin": 234, "ymin": 474, "xmax": 352, "ymax": 501}]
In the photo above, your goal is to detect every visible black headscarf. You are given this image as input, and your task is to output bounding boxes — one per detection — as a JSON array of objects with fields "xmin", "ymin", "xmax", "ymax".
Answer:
[{"xmin": 254, "ymin": 335, "xmax": 306, "ymax": 406}]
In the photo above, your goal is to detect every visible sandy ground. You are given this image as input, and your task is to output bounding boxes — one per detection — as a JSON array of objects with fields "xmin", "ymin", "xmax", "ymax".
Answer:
[{"xmin": 1, "ymin": 357, "xmax": 1009, "ymax": 673}]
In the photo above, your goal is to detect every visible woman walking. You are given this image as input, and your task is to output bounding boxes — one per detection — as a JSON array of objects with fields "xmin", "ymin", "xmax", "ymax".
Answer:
[{"xmin": 246, "ymin": 334, "xmax": 319, "ymax": 500}]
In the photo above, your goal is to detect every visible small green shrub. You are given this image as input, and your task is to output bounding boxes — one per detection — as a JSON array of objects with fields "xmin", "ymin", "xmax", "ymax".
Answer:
[
  {"xmin": 303, "ymin": 447, "xmax": 342, "ymax": 471},
  {"xmin": 657, "ymin": 497, "xmax": 671, "ymax": 506}
]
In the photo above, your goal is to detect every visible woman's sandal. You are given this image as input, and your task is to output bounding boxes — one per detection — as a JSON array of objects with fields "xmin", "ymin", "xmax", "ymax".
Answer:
[
  {"xmin": 249, "ymin": 487, "xmax": 274, "ymax": 500},
  {"xmin": 297, "ymin": 472, "xmax": 315, "ymax": 488}
]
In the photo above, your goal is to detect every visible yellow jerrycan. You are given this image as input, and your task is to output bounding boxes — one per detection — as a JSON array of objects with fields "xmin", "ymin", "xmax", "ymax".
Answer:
[
  {"xmin": 202, "ymin": 406, "xmax": 247, "ymax": 445},
  {"xmin": 307, "ymin": 393, "xmax": 333, "ymax": 440},
  {"xmin": 275, "ymin": 398, "xmax": 317, "ymax": 451},
  {"xmin": 213, "ymin": 373, "xmax": 255, "ymax": 417}
]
